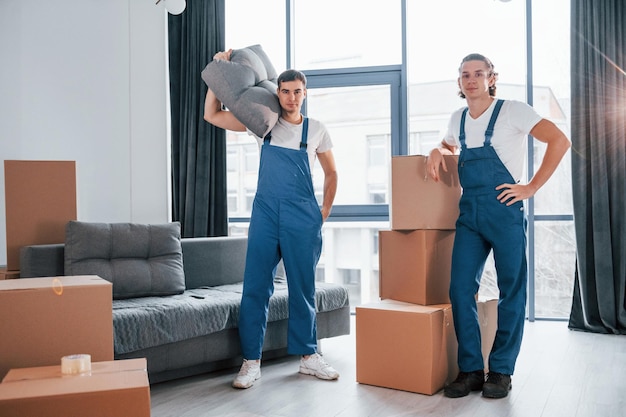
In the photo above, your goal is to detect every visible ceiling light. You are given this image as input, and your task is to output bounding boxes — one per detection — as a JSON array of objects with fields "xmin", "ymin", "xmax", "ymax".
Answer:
[{"xmin": 156, "ymin": 0, "xmax": 186, "ymax": 15}]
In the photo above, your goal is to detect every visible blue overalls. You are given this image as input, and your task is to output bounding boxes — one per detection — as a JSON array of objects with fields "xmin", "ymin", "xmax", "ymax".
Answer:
[
  {"xmin": 450, "ymin": 99, "xmax": 528, "ymax": 376},
  {"xmin": 238, "ymin": 118, "xmax": 323, "ymax": 360}
]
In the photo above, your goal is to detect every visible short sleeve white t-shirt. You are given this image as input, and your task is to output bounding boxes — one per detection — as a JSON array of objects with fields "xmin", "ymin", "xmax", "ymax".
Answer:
[
  {"xmin": 443, "ymin": 99, "xmax": 542, "ymax": 183},
  {"xmin": 248, "ymin": 117, "xmax": 333, "ymax": 169}
]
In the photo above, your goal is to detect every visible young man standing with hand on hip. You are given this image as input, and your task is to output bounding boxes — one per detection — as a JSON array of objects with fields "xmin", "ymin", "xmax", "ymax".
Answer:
[
  {"xmin": 204, "ymin": 49, "xmax": 339, "ymax": 389},
  {"xmin": 427, "ymin": 53, "xmax": 570, "ymax": 399}
]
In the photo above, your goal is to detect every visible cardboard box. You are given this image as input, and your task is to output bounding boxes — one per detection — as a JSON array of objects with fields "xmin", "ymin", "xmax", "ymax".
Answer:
[
  {"xmin": 0, "ymin": 268, "xmax": 20, "ymax": 280},
  {"xmin": 0, "ymin": 359, "xmax": 150, "ymax": 417},
  {"xmin": 478, "ymin": 298, "xmax": 498, "ymax": 372},
  {"xmin": 390, "ymin": 155, "xmax": 461, "ymax": 230},
  {"xmin": 356, "ymin": 300, "xmax": 458, "ymax": 395},
  {"xmin": 4, "ymin": 160, "xmax": 77, "ymax": 270},
  {"xmin": 379, "ymin": 229, "xmax": 455, "ymax": 305},
  {"xmin": 0, "ymin": 276, "xmax": 113, "ymax": 379}
]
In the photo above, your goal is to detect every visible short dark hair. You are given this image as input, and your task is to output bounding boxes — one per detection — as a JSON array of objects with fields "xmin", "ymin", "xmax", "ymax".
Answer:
[
  {"xmin": 458, "ymin": 53, "xmax": 498, "ymax": 98},
  {"xmin": 277, "ymin": 69, "xmax": 307, "ymax": 88}
]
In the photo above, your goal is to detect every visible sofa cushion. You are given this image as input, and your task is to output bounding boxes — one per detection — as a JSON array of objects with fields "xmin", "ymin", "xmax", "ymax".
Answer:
[
  {"xmin": 201, "ymin": 44, "xmax": 281, "ymax": 138},
  {"xmin": 64, "ymin": 221, "xmax": 185, "ymax": 299},
  {"xmin": 111, "ymin": 277, "xmax": 350, "ymax": 354}
]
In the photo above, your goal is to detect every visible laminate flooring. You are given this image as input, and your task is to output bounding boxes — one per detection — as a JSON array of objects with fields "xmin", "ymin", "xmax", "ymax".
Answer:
[{"xmin": 150, "ymin": 318, "xmax": 626, "ymax": 417}]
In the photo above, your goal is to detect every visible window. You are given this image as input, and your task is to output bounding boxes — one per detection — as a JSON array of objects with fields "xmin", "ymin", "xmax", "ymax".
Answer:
[
  {"xmin": 227, "ymin": 149, "xmax": 237, "ymax": 172},
  {"xmin": 409, "ymin": 131, "xmax": 441, "ymax": 156},
  {"xmin": 367, "ymin": 135, "xmax": 387, "ymax": 167},
  {"xmin": 225, "ymin": 0, "xmax": 574, "ymax": 319},
  {"xmin": 293, "ymin": 0, "xmax": 401, "ymax": 70},
  {"xmin": 243, "ymin": 144, "xmax": 258, "ymax": 174},
  {"xmin": 225, "ymin": 0, "xmax": 286, "ymax": 70}
]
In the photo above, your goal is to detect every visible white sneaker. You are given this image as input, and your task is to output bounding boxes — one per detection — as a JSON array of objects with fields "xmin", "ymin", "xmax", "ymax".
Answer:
[
  {"xmin": 299, "ymin": 353, "xmax": 339, "ymax": 380},
  {"xmin": 232, "ymin": 359, "xmax": 261, "ymax": 389}
]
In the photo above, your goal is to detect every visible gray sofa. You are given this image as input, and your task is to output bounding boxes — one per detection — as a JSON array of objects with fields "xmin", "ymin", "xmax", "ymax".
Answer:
[{"xmin": 18, "ymin": 221, "xmax": 351, "ymax": 384}]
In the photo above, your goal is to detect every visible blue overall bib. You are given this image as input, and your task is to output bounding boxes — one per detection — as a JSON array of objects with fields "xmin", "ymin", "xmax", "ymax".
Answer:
[
  {"xmin": 239, "ymin": 118, "xmax": 323, "ymax": 360},
  {"xmin": 451, "ymin": 99, "xmax": 528, "ymax": 375}
]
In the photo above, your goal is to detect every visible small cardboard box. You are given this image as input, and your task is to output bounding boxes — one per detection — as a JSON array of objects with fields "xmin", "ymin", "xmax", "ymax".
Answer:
[
  {"xmin": 390, "ymin": 154, "xmax": 461, "ymax": 230},
  {"xmin": 478, "ymin": 298, "xmax": 498, "ymax": 372},
  {"xmin": 0, "ymin": 276, "xmax": 113, "ymax": 379},
  {"xmin": 0, "ymin": 358, "xmax": 150, "ymax": 417},
  {"xmin": 4, "ymin": 160, "xmax": 77, "ymax": 270},
  {"xmin": 379, "ymin": 229, "xmax": 455, "ymax": 305},
  {"xmin": 356, "ymin": 300, "xmax": 458, "ymax": 395}
]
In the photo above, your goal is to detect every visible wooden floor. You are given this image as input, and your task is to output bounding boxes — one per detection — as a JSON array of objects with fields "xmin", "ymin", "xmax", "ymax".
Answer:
[{"xmin": 150, "ymin": 318, "xmax": 626, "ymax": 417}]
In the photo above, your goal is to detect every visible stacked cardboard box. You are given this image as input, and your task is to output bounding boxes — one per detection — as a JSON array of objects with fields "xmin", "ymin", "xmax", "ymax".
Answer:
[
  {"xmin": 356, "ymin": 155, "xmax": 500, "ymax": 395},
  {"xmin": 357, "ymin": 155, "xmax": 461, "ymax": 395},
  {"xmin": 0, "ymin": 275, "xmax": 114, "ymax": 379},
  {"xmin": 3, "ymin": 160, "xmax": 77, "ymax": 277},
  {"xmin": 0, "ymin": 268, "xmax": 20, "ymax": 280},
  {"xmin": 0, "ymin": 358, "xmax": 150, "ymax": 417}
]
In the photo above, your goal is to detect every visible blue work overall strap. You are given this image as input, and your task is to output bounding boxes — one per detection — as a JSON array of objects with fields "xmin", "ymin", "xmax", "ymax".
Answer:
[
  {"xmin": 263, "ymin": 117, "xmax": 309, "ymax": 150},
  {"xmin": 300, "ymin": 117, "xmax": 309, "ymax": 150},
  {"xmin": 459, "ymin": 99, "xmax": 505, "ymax": 148}
]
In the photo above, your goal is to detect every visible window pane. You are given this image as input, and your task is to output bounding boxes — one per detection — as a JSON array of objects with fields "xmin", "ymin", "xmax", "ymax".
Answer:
[
  {"xmin": 321, "ymin": 222, "xmax": 387, "ymax": 310},
  {"xmin": 406, "ymin": 0, "xmax": 526, "ymax": 154},
  {"xmin": 306, "ymin": 86, "xmax": 392, "ymax": 205},
  {"xmin": 226, "ymin": 132, "xmax": 259, "ymax": 218},
  {"xmin": 407, "ymin": 1, "xmax": 526, "ymax": 85},
  {"xmin": 294, "ymin": 0, "xmax": 401, "ymax": 70},
  {"xmin": 532, "ymin": 0, "xmax": 573, "ymax": 215},
  {"xmin": 534, "ymin": 221, "xmax": 576, "ymax": 318},
  {"xmin": 225, "ymin": 0, "xmax": 286, "ymax": 70},
  {"xmin": 533, "ymin": 142, "xmax": 573, "ymax": 214}
]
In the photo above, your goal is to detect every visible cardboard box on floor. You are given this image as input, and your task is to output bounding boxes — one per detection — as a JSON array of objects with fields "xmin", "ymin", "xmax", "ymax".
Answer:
[
  {"xmin": 0, "ymin": 358, "xmax": 150, "ymax": 417},
  {"xmin": 0, "ymin": 275, "xmax": 113, "ymax": 379},
  {"xmin": 356, "ymin": 300, "xmax": 458, "ymax": 395},
  {"xmin": 0, "ymin": 268, "xmax": 20, "ymax": 280},
  {"xmin": 390, "ymin": 154, "xmax": 461, "ymax": 231},
  {"xmin": 3, "ymin": 160, "xmax": 77, "ymax": 271},
  {"xmin": 379, "ymin": 229, "xmax": 455, "ymax": 305}
]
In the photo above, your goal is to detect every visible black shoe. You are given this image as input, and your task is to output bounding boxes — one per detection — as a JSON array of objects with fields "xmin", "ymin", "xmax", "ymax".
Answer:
[
  {"xmin": 482, "ymin": 372, "xmax": 512, "ymax": 398},
  {"xmin": 443, "ymin": 370, "xmax": 485, "ymax": 398}
]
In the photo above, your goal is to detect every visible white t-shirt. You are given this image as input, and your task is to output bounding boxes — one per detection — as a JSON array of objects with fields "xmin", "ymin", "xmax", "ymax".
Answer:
[
  {"xmin": 248, "ymin": 117, "xmax": 333, "ymax": 169},
  {"xmin": 443, "ymin": 99, "xmax": 542, "ymax": 182}
]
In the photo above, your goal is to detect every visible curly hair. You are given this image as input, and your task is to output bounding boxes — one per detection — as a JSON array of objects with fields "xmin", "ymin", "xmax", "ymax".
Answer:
[{"xmin": 458, "ymin": 53, "xmax": 498, "ymax": 98}]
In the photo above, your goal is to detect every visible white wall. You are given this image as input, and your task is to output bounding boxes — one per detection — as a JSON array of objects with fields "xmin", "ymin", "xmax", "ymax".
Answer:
[{"xmin": 0, "ymin": 0, "xmax": 170, "ymax": 265}]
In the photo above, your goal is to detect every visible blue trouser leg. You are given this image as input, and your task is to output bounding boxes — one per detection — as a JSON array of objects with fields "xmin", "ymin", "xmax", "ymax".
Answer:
[
  {"xmin": 279, "ymin": 198, "xmax": 322, "ymax": 355},
  {"xmin": 452, "ymin": 194, "xmax": 527, "ymax": 375},
  {"xmin": 488, "ymin": 216, "xmax": 527, "ymax": 375},
  {"xmin": 239, "ymin": 196, "xmax": 281, "ymax": 360},
  {"xmin": 450, "ymin": 220, "xmax": 491, "ymax": 373}
]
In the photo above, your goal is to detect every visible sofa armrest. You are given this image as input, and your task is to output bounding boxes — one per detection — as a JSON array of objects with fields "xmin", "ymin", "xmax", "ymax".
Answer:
[
  {"xmin": 181, "ymin": 236, "xmax": 248, "ymax": 289},
  {"xmin": 20, "ymin": 244, "xmax": 65, "ymax": 278}
]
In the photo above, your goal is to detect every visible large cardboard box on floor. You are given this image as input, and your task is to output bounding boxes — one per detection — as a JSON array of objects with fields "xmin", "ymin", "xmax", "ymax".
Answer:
[
  {"xmin": 4, "ymin": 160, "xmax": 77, "ymax": 271},
  {"xmin": 0, "ymin": 276, "xmax": 113, "ymax": 379},
  {"xmin": 390, "ymin": 154, "xmax": 461, "ymax": 230},
  {"xmin": 379, "ymin": 229, "xmax": 455, "ymax": 305},
  {"xmin": 0, "ymin": 358, "xmax": 150, "ymax": 417},
  {"xmin": 0, "ymin": 268, "xmax": 20, "ymax": 280},
  {"xmin": 356, "ymin": 300, "xmax": 458, "ymax": 395}
]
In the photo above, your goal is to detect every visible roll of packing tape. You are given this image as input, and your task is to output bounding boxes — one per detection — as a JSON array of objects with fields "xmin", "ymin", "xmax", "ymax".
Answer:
[{"xmin": 61, "ymin": 354, "xmax": 92, "ymax": 375}]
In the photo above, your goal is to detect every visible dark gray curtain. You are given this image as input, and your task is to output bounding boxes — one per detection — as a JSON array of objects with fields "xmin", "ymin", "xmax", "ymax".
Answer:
[
  {"xmin": 168, "ymin": 0, "xmax": 227, "ymax": 238},
  {"xmin": 568, "ymin": 0, "xmax": 626, "ymax": 334}
]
